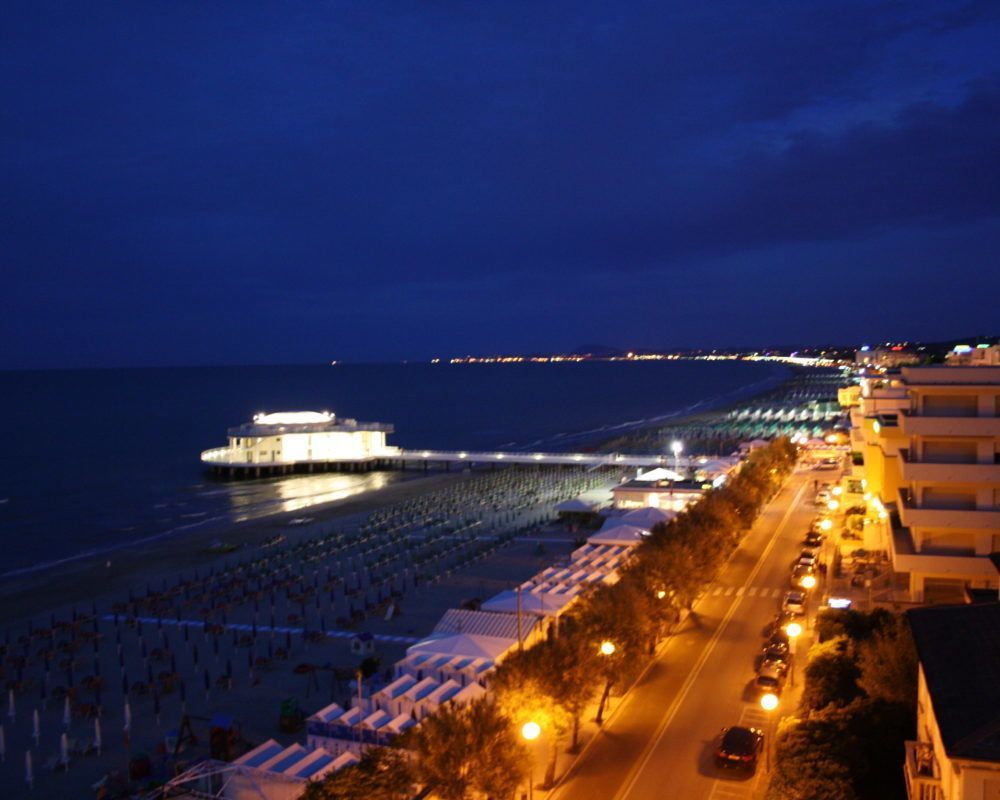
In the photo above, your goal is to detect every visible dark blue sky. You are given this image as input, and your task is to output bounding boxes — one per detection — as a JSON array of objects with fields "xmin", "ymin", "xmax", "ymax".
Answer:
[{"xmin": 3, "ymin": 1, "xmax": 999, "ymax": 368}]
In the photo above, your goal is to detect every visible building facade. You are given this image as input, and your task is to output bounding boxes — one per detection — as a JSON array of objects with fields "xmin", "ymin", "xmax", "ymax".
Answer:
[{"xmin": 853, "ymin": 366, "xmax": 1000, "ymax": 603}]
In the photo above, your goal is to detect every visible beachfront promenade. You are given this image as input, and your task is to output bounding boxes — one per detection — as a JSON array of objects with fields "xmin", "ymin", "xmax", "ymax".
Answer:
[{"xmin": 201, "ymin": 446, "xmax": 693, "ymax": 475}]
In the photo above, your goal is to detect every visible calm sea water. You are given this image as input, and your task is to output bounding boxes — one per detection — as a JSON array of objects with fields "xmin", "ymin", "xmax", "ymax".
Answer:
[{"xmin": 0, "ymin": 361, "xmax": 787, "ymax": 576}]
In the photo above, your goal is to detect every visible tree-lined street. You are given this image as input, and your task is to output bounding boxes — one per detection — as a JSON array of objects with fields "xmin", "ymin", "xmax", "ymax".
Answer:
[{"xmin": 547, "ymin": 465, "xmax": 820, "ymax": 800}]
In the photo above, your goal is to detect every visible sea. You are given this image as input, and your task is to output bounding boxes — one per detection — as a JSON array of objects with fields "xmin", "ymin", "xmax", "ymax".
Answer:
[{"xmin": 0, "ymin": 360, "xmax": 789, "ymax": 578}]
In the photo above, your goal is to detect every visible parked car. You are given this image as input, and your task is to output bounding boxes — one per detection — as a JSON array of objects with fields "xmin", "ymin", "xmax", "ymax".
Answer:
[
  {"xmin": 782, "ymin": 590, "xmax": 806, "ymax": 616},
  {"xmin": 804, "ymin": 531, "xmax": 824, "ymax": 547},
  {"xmin": 791, "ymin": 564, "xmax": 816, "ymax": 588},
  {"xmin": 797, "ymin": 554, "xmax": 818, "ymax": 569},
  {"xmin": 754, "ymin": 662, "xmax": 786, "ymax": 696},
  {"xmin": 716, "ymin": 726, "xmax": 764, "ymax": 771},
  {"xmin": 801, "ymin": 546, "xmax": 821, "ymax": 560}
]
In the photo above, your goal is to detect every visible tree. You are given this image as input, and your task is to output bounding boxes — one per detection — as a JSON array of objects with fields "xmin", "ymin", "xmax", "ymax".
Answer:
[
  {"xmin": 857, "ymin": 616, "xmax": 918, "ymax": 707},
  {"xmin": 802, "ymin": 637, "xmax": 863, "ymax": 711},
  {"xmin": 407, "ymin": 696, "xmax": 527, "ymax": 800},
  {"xmin": 304, "ymin": 746, "xmax": 412, "ymax": 800}
]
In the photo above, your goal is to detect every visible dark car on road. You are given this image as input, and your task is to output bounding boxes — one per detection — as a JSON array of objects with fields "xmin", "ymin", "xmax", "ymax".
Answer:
[{"xmin": 716, "ymin": 726, "xmax": 764, "ymax": 771}]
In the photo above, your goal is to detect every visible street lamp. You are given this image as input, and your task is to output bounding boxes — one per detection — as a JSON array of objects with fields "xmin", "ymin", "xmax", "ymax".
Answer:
[
  {"xmin": 759, "ymin": 693, "xmax": 779, "ymax": 774},
  {"xmin": 784, "ymin": 622, "xmax": 802, "ymax": 687},
  {"xmin": 819, "ymin": 518, "xmax": 833, "ymax": 532},
  {"xmin": 670, "ymin": 440, "xmax": 683, "ymax": 473},
  {"xmin": 800, "ymin": 574, "xmax": 816, "ymax": 591},
  {"xmin": 521, "ymin": 721, "xmax": 541, "ymax": 800},
  {"xmin": 827, "ymin": 500, "xmax": 839, "ymax": 512},
  {"xmin": 599, "ymin": 640, "xmax": 616, "ymax": 657}
]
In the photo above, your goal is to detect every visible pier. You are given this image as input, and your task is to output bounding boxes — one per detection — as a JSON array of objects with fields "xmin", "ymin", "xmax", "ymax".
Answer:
[{"xmin": 200, "ymin": 446, "xmax": 693, "ymax": 477}]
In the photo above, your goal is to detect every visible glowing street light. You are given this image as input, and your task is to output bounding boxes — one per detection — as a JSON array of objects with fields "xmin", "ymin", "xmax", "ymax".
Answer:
[
  {"xmin": 831, "ymin": 486, "xmax": 843, "ymax": 496},
  {"xmin": 656, "ymin": 589, "xmax": 667, "ymax": 600},
  {"xmin": 784, "ymin": 621, "xmax": 802, "ymax": 688},
  {"xmin": 670, "ymin": 440, "xmax": 683, "ymax": 472},
  {"xmin": 599, "ymin": 641, "xmax": 616, "ymax": 657},
  {"xmin": 760, "ymin": 693, "xmax": 779, "ymax": 773},
  {"xmin": 801, "ymin": 575, "xmax": 817, "ymax": 590},
  {"xmin": 819, "ymin": 518, "xmax": 833, "ymax": 532},
  {"xmin": 521, "ymin": 721, "xmax": 541, "ymax": 800},
  {"xmin": 827, "ymin": 500, "xmax": 839, "ymax": 511}
]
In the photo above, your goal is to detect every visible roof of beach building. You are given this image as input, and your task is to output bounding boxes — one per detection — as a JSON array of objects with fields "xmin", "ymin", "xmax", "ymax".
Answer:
[
  {"xmin": 228, "ymin": 409, "xmax": 393, "ymax": 437},
  {"xmin": 587, "ymin": 524, "xmax": 649, "ymax": 547},
  {"xmin": 433, "ymin": 608, "xmax": 535, "ymax": 640}
]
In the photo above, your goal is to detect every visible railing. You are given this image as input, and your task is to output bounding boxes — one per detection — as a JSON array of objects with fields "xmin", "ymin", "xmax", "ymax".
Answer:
[{"xmin": 904, "ymin": 740, "xmax": 943, "ymax": 800}]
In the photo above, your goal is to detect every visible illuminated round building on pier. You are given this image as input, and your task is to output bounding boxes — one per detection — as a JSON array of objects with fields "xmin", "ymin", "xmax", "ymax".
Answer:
[{"xmin": 201, "ymin": 411, "xmax": 399, "ymax": 476}]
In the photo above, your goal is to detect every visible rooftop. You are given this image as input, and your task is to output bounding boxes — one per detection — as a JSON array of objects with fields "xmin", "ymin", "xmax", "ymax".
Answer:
[{"xmin": 907, "ymin": 602, "xmax": 1000, "ymax": 763}]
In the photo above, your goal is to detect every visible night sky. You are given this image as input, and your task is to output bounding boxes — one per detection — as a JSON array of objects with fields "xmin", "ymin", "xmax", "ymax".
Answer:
[{"xmin": 3, "ymin": 2, "xmax": 999, "ymax": 369}]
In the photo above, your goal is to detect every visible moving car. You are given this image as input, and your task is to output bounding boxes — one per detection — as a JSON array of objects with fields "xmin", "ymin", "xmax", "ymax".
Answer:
[
  {"xmin": 716, "ymin": 726, "xmax": 764, "ymax": 771},
  {"xmin": 782, "ymin": 590, "xmax": 806, "ymax": 616}
]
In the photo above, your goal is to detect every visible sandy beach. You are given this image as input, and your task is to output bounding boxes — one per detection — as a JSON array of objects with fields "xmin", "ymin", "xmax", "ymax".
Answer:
[{"xmin": 0, "ymin": 367, "xmax": 845, "ymax": 798}]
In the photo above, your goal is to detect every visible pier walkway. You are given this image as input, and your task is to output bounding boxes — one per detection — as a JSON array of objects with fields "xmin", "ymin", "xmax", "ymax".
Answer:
[{"xmin": 201, "ymin": 446, "xmax": 692, "ymax": 476}]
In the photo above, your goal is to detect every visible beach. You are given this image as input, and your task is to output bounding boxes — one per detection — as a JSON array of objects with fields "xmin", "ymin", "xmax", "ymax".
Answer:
[{"xmin": 0, "ymin": 363, "xmax": 846, "ymax": 797}]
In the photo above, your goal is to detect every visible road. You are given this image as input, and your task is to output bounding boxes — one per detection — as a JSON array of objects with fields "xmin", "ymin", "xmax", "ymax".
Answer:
[{"xmin": 547, "ymin": 466, "xmax": 824, "ymax": 800}]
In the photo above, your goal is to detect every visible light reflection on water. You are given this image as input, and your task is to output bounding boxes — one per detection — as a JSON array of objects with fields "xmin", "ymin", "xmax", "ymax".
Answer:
[{"xmin": 224, "ymin": 471, "xmax": 396, "ymax": 523}]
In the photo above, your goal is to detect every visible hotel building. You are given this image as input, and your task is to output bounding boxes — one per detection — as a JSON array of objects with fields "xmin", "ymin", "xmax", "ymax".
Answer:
[{"xmin": 852, "ymin": 366, "xmax": 1000, "ymax": 603}]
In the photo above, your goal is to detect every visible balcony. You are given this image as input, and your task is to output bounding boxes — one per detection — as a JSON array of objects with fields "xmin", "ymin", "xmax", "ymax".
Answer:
[
  {"xmin": 899, "ymin": 450, "xmax": 1000, "ymax": 484},
  {"xmin": 899, "ymin": 411, "xmax": 1000, "ymax": 438},
  {"xmin": 898, "ymin": 490, "xmax": 1000, "ymax": 531},
  {"xmin": 904, "ymin": 741, "xmax": 943, "ymax": 800}
]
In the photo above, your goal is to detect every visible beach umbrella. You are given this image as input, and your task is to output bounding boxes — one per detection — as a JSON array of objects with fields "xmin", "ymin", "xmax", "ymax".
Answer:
[
  {"xmin": 213, "ymin": 637, "xmax": 219, "ymax": 660},
  {"xmin": 60, "ymin": 732, "xmax": 69, "ymax": 771},
  {"xmin": 0, "ymin": 724, "xmax": 5, "ymax": 763},
  {"xmin": 123, "ymin": 700, "xmax": 131, "ymax": 735},
  {"xmin": 170, "ymin": 653, "xmax": 177, "ymax": 674},
  {"xmin": 39, "ymin": 678, "xmax": 47, "ymax": 708},
  {"xmin": 25, "ymin": 750, "xmax": 33, "ymax": 791},
  {"xmin": 63, "ymin": 696, "xmax": 71, "ymax": 730},
  {"xmin": 94, "ymin": 718, "xmax": 102, "ymax": 755},
  {"xmin": 179, "ymin": 681, "xmax": 186, "ymax": 714},
  {"xmin": 95, "ymin": 686, "xmax": 102, "ymax": 714},
  {"xmin": 192, "ymin": 644, "xmax": 199, "ymax": 666},
  {"xmin": 153, "ymin": 691, "xmax": 161, "ymax": 726},
  {"xmin": 122, "ymin": 673, "xmax": 128, "ymax": 696},
  {"xmin": 203, "ymin": 669, "xmax": 210, "ymax": 701},
  {"xmin": 147, "ymin": 663, "xmax": 153, "ymax": 685},
  {"xmin": 7, "ymin": 689, "xmax": 14, "ymax": 721}
]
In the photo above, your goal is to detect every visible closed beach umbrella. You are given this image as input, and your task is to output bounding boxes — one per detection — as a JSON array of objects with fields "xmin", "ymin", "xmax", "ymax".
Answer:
[
  {"xmin": 7, "ymin": 690, "xmax": 14, "ymax": 721},
  {"xmin": 203, "ymin": 668, "xmax": 210, "ymax": 700},
  {"xmin": 0, "ymin": 724, "xmax": 5, "ymax": 763},
  {"xmin": 153, "ymin": 692, "xmax": 160, "ymax": 726},
  {"xmin": 192, "ymin": 644, "xmax": 199, "ymax": 666},
  {"xmin": 25, "ymin": 750, "xmax": 33, "ymax": 790},
  {"xmin": 63, "ymin": 696, "xmax": 71, "ymax": 730},
  {"xmin": 60, "ymin": 732, "xmax": 69, "ymax": 770},
  {"xmin": 32, "ymin": 708, "xmax": 40, "ymax": 745},
  {"xmin": 94, "ymin": 718, "xmax": 102, "ymax": 755},
  {"xmin": 123, "ymin": 700, "xmax": 131, "ymax": 735},
  {"xmin": 179, "ymin": 680, "xmax": 186, "ymax": 713}
]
